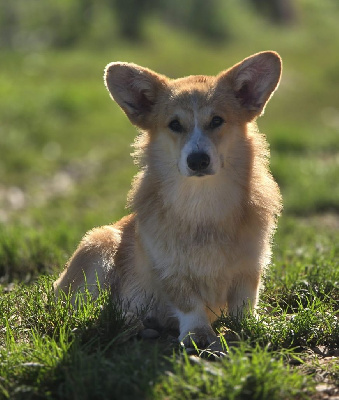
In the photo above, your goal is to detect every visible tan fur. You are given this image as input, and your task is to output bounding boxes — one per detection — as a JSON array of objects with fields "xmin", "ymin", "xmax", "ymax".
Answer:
[{"xmin": 54, "ymin": 51, "xmax": 282, "ymax": 347}]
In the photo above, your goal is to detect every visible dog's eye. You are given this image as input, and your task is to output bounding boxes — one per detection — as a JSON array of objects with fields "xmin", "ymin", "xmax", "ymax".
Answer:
[
  {"xmin": 168, "ymin": 119, "xmax": 183, "ymax": 133},
  {"xmin": 209, "ymin": 116, "xmax": 224, "ymax": 129}
]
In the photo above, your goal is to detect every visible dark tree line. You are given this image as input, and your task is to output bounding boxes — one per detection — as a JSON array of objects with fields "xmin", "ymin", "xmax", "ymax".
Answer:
[{"xmin": 0, "ymin": 0, "xmax": 295, "ymax": 49}]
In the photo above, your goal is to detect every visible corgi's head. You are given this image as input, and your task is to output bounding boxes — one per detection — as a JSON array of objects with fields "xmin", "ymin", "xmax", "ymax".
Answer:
[{"xmin": 104, "ymin": 52, "xmax": 281, "ymax": 178}]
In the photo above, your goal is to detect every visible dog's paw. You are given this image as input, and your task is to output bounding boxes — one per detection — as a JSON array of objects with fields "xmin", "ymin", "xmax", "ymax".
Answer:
[{"xmin": 180, "ymin": 326, "xmax": 217, "ymax": 349}]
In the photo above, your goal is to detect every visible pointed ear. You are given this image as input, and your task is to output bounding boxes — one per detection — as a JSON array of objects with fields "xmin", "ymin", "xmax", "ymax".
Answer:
[
  {"xmin": 219, "ymin": 51, "xmax": 282, "ymax": 120},
  {"xmin": 104, "ymin": 62, "xmax": 167, "ymax": 129}
]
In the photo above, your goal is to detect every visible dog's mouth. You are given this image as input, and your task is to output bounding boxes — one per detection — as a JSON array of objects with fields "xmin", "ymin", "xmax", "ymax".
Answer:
[{"xmin": 188, "ymin": 170, "xmax": 214, "ymax": 178}]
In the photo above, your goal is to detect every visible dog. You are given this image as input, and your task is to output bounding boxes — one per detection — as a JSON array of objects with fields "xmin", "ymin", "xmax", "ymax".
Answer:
[{"xmin": 54, "ymin": 51, "xmax": 282, "ymax": 348}]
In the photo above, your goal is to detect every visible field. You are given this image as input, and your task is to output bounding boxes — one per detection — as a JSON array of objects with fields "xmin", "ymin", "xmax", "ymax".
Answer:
[{"xmin": 0, "ymin": 1, "xmax": 338, "ymax": 399}]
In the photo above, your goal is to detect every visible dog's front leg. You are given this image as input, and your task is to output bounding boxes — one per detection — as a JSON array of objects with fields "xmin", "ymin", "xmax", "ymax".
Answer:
[
  {"xmin": 175, "ymin": 302, "xmax": 217, "ymax": 348},
  {"xmin": 227, "ymin": 275, "xmax": 260, "ymax": 318}
]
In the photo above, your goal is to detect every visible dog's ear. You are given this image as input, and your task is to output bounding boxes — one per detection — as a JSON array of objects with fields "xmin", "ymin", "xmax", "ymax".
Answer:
[
  {"xmin": 104, "ymin": 62, "xmax": 167, "ymax": 129},
  {"xmin": 219, "ymin": 51, "xmax": 282, "ymax": 120}
]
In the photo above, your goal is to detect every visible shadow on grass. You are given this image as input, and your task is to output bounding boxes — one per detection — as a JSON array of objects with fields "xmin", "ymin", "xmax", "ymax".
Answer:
[{"xmin": 28, "ymin": 281, "xmax": 178, "ymax": 400}]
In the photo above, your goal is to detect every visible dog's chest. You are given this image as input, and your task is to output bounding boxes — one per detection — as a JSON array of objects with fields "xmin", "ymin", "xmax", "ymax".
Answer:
[{"xmin": 139, "ymin": 215, "xmax": 238, "ymax": 288}]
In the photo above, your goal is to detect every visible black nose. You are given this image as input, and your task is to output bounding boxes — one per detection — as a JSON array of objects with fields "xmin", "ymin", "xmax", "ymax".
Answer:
[{"xmin": 187, "ymin": 152, "xmax": 210, "ymax": 172}]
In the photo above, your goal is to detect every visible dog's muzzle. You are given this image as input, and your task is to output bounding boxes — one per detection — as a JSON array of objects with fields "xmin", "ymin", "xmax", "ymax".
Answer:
[{"xmin": 187, "ymin": 152, "xmax": 211, "ymax": 176}]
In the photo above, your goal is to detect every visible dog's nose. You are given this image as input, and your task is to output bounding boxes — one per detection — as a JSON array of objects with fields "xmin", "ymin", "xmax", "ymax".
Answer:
[{"xmin": 187, "ymin": 152, "xmax": 210, "ymax": 172}]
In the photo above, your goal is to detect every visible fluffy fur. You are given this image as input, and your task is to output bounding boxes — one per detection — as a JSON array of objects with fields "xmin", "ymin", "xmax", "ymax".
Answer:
[{"xmin": 54, "ymin": 51, "xmax": 282, "ymax": 347}]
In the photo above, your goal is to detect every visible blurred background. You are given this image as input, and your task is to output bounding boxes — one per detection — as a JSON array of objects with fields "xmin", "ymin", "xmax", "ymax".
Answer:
[{"xmin": 0, "ymin": 0, "xmax": 338, "ymax": 281}]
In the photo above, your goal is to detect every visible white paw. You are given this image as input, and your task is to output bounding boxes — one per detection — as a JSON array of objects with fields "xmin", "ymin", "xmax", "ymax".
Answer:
[{"xmin": 180, "ymin": 325, "xmax": 217, "ymax": 348}]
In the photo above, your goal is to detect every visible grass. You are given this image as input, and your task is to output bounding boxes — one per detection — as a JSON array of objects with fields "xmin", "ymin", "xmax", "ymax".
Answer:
[
  {"xmin": 1, "ymin": 0, "xmax": 339, "ymax": 398},
  {"xmin": 154, "ymin": 345, "xmax": 311, "ymax": 400}
]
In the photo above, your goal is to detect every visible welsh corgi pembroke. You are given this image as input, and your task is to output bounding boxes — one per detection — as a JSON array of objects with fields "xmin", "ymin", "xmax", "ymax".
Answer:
[{"xmin": 54, "ymin": 51, "xmax": 282, "ymax": 348}]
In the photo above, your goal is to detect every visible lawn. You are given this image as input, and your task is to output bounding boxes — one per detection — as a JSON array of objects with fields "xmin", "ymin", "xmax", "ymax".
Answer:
[{"xmin": 0, "ymin": 1, "xmax": 338, "ymax": 399}]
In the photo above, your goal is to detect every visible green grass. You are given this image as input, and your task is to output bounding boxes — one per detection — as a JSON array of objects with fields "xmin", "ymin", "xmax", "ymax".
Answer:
[
  {"xmin": 154, "ymin": 345, "xmax": 311, "ymax": 400},
  {"xmin": 1, "ymin": 0, "xmax": 339, "ymax": 398}
]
